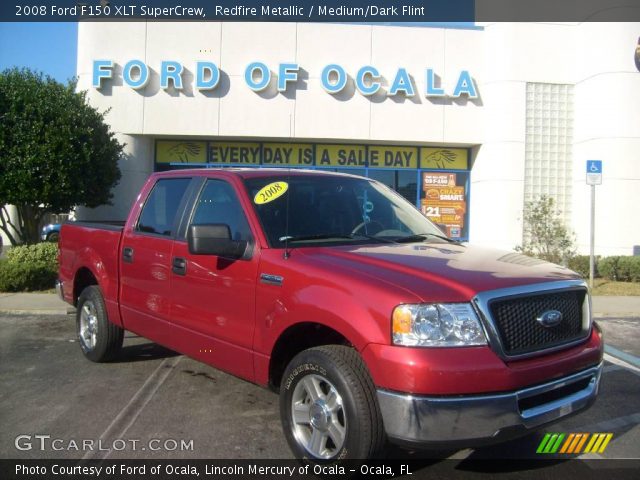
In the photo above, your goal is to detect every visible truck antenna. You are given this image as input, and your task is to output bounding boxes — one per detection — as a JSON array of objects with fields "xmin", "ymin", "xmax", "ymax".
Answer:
[{"xmin": 283, "ymin": 169, "xmax": 291, "ymax": 259}]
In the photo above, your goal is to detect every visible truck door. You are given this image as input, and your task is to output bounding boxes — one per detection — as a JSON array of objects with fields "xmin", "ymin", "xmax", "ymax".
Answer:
[
  {"xmin": 169, "ymin": 178, "xmax": 259, "ymax": 381},
  {"xmin": 119, "ymin": 177, "xmax": 193, "ymax": 343}
]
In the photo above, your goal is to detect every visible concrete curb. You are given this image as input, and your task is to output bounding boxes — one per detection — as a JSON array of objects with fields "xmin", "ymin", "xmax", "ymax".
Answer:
[
  {"xmin": 0, "ymin": 308, "xmax": 75, "ymax": 316},
  {"xmin": 0, "ymin": 292, "xmax": 75, "ymax": 317},
  {"xmin": 594, "ymin": 313, "xmax": 640, "ymax": 319}
]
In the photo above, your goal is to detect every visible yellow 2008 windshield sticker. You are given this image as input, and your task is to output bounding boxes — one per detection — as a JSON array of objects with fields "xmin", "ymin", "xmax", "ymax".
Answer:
[{"xmin": 254, "ymin": 181, "xmax": 289, "ymax": 205}]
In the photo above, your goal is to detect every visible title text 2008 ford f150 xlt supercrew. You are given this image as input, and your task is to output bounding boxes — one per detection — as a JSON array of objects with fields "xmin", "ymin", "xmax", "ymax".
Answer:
[{"xmin": 58, "ymin": 169, "xmax": 603, "ymax": 461}]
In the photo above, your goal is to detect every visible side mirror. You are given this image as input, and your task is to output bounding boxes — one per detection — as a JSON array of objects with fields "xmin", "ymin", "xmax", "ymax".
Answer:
[{"xmin": 187, "ymin": 224, "xmax": 247, "ymax": 259}]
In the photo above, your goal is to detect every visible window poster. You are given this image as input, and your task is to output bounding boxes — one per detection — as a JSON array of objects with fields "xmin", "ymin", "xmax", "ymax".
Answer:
[{"xmin": 421, "ymin": 172, "xmax": 469, "ymax": 239}]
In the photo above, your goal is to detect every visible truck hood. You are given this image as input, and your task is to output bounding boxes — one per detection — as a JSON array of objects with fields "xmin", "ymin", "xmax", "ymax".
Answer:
[{"xmin": 298, "ymin": 242, "xmax": 581, "ymax": 302}]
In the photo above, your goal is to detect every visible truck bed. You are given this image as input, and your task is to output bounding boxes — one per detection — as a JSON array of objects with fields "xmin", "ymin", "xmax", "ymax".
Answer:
[{"xmin": 58, "ymin": 221, "xmax": 125, "ymax": 326}]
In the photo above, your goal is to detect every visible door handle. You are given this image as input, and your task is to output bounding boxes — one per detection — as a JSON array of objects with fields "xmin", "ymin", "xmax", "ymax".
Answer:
[
  {"xmin": 172, "ymin": 257, "xmax": 187, "ymax": 276},
  {"xmin": 122, "ymin": 247, "xmax": 134, "ymax": 263}
]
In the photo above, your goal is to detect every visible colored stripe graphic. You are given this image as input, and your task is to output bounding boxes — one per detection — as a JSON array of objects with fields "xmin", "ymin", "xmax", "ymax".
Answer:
[
  {"xmin": 597, "ymin": 433, "xmax": 613, "ymax": 453},
  {"xmin": 584, "ymin": 433, "xmax": 614, "ymax": 453},
  {"xmin": 544, "ymin": 434, "xmax": 558, "ymax": 453},
  {"xmin": 584, "ymin": 433, "xmax": 599, "ymax": 453},
  {"xmin": 550, "ymin": 433, "xmax": 565, "ymax": 453},
  {"xmin": 559, "ymin": 433, "xmax": 575, "ymax": 453},
  {"xmin": 567, "ymin": 433, "xmax": 584, "ymax": 453},
  {"xmin": 536, "ymin": 433, "xmax": 551, "ymax": 453},
  {"xmin": 575, "ymin": 433, "xmax": 589, "ymax": 453},
  {"xmin": 538, "ymin": 433, "xmax": 613, "ymax": 454}
]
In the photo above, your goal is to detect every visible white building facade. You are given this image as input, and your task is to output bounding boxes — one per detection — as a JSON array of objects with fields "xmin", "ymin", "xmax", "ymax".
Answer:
[{"xmin": 72, "ymin": 21, "xmax": 640, "ymax": 256}]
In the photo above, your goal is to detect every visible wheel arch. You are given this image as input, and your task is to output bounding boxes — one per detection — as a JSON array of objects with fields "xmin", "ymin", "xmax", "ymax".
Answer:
[
  {"xmin": 72, "ymin": 263, "xmax": 123, "ymax": 327},
  {"xmin": 73, "ymin": 267, "xmax": 99, "ymax": 306},
  {"xmin": 269, "ymin": 322, "xmax": 353, "ymax": 390}
]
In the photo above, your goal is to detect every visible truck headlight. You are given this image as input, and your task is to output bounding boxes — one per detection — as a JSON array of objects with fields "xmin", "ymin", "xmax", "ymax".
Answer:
[{"xmin": 392, "ymin": 303, "xmax": 487, "ymax": 347}]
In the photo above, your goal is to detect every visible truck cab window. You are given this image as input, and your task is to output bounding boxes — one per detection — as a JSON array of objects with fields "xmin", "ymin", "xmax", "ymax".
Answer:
[
  {"xmin": 191, "ymin": 180, "xmax": 252, "ymax": 241},
  {"xmin": 137, "ymin": 178, "xmax": 191, "ymax": 236}
]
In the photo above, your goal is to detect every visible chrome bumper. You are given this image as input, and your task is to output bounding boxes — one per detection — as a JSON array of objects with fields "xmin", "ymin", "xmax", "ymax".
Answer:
[
  {"xmin": 55, "ymin": 280, "xmax": 64, "ymax": 302},
  {"xmin": 377, "ymin": 363, "xmax": 602, "ymax": 447}
]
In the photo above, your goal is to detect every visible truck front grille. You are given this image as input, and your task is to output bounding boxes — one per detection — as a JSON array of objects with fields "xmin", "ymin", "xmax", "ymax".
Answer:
[{"xmin": 489, "ymin": 290, "xmax": 587, "ymax": 357}]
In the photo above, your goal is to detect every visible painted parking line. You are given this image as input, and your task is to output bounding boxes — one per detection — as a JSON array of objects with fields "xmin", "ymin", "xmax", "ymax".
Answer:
[
  {"xmin": 603, "ymin": 354, "xmax": 640, "ymax": 375},
  {"xmin": 604, "ymin": 344, "xmax": 640, "ymax": 375},
  {"xmin": 82, "ymin": 356, "xmax": 182, "ymax": 460},
  {"xmin": 604, "ymin": 345, "xmax": 640, "ymax": 369}
]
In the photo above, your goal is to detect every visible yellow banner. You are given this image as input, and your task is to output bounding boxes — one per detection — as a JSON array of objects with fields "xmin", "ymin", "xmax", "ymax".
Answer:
[
  {"xmin": 156, "ymin": 141, "xmax": 207, "ymax": 164},
  {"xmin": 316, "ymin": 144, "xmax": 367, "ymax": 167},
  {"xmin": 368, "ymin": 146, "xmax": 418, "ymax": 169},
  {"xmin": 421, "ymin": 148, "xmax": 468, "ymax": 170},
  {"xmin": 157, "ymin": 140, "xmax": 470, "ymax": 171},
  {"xmin": 262, "ymin": 143, "xmax": 314, "ymax": 167},
  {"xmin": 209, "ymin": 142, "xmax": 260, "ymax": 164}
]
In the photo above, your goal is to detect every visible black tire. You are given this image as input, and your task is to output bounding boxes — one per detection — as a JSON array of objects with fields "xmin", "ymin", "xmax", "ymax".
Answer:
[
  {"xmin": 47, "ymin": 232, "xmax": 59, "ymax": 243},
  {"xmin": 76, "ymin": 285, "xmax": 124, "ymax": 362},
  {"xmin": 279, "ymin": 345, "xmax": 385, "ymax": 461}
]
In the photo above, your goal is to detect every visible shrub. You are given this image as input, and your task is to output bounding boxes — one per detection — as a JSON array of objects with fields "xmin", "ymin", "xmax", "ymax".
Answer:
[
  {"xmin": 516, "ymin": 195, "xmax": 575, "ymax": 265},
  {"xmin": 6, "ymin": 242, "xmax": 58, "ymax": 271},
  {"xmin": 598, "ymin": 256, "xmax": 620, "ymax": 281},
  {"xmin": 0, "ymin": 242, "xmax": 58, "ymax": 292},
  {"xmin": 617, "ymin": 256, "xmax": 640, "ymax": 282},
  {"xmin": 567, "ymin": 255, "xmax": 598, "ymax": 279},
  {"xmin": 0, "ymin": 260, "xmax": 57, "ymax": 292},
  {"xmin": 629, "ymin": 257, "xmax": 640, "ymax": 282}
]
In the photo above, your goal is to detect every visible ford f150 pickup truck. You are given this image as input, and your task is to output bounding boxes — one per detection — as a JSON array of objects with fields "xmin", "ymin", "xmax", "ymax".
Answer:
[{"xmin": 58, "ymin": 169, "xmax": 603, "ymax": 461}]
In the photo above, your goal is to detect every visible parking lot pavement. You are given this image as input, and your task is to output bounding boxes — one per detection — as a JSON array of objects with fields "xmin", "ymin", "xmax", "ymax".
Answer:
[
  {"xmin": 0, "ymin": 314, "xmax": 288, "ymax": 460},
  {"xmin": 597, "ymin": 317, "xmax": 640, "ymax": 358},
  {"xmin": 1, "ymin": 313, "xmax": 639, "ymax": 468}
]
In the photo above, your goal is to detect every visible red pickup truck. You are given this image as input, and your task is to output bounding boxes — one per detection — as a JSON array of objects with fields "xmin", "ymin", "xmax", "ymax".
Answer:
[{"xmin": 58, "ymin": 169, "xmax": 603, "ymax": 461}]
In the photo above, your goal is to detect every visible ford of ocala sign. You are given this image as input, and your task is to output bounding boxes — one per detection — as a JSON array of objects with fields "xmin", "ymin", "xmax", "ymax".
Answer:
[{"xmin": 92, "ymin": 60, "xmax": 479, "ymax": 99}]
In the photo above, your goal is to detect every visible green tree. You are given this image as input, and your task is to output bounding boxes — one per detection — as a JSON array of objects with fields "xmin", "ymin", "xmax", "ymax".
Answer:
[
  {"xmin": 516, "ymin": 195, "xmax": 575, "ymax": 265},
  {"xmin": 0, "ymin": 68, "xmax": 122, "ymax": 245}
]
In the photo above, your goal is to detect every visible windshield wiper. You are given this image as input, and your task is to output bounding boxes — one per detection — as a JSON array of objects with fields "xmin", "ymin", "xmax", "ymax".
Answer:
[
  {"xmin": 349, "ymin": 233, "xmax": 397, "ymax": 244},
  {"xmin": 394, "ymin": 233, "xmax": 458, "ymax": 244},
  {"xmin": 279, "ymin": 233, "xmax": 396, "ymax": 244},
  {"xmin": 279, "ymin": 233, "xmax": 356, "ymax": 242}
]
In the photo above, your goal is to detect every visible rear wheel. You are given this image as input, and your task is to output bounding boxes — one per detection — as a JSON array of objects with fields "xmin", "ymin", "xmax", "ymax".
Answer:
[
  {"xmin": 76, "ymin": 286, "xmax": 123, "ymax": 362},
  {"xmin": 279, "ymin": 345, "xmax": 385, "ymax": 460}
]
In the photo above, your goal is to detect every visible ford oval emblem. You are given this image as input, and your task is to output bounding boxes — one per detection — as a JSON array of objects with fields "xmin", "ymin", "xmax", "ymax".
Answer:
[{"xmin": 537, "ymin": 310, "xmax": 563, "ymax": 328}]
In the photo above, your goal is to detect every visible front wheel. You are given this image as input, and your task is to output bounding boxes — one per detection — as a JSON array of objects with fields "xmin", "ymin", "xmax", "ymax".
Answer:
[
  {"xmin": 76, "ymin": 285, "xmax": 124, "ymax": 362},
  {"xmin": 279, "ymin": 345, "xmax": 385, "ymax": 460}
]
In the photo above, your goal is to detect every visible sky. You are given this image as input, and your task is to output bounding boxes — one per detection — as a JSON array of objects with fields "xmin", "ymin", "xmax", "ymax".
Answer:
[{"xmin": 0, "ymin": 22, "xmax": 78, "ymax": 83}]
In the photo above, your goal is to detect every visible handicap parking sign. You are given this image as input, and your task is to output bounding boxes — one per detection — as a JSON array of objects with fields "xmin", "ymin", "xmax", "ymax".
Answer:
[{"xmin": 586, "ymin": 160, "xmax": 602, "ymax": 185}]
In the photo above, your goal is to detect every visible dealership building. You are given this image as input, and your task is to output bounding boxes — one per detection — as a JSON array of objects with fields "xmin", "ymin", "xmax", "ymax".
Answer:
[{"xmin": 67, "ymin": 21, "xmax": 639, "ymax": 255}]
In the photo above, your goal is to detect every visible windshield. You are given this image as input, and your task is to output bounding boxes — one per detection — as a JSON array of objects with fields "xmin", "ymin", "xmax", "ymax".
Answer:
[{"xmin": 243, "ymin": 174, "xmax": 446, "ymax": 247}]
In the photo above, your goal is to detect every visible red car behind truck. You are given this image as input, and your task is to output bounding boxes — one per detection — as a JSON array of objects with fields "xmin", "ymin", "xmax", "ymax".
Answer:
[{"xmin": 58, "ymin": 169, "xmax": 603, "ymax": 461}]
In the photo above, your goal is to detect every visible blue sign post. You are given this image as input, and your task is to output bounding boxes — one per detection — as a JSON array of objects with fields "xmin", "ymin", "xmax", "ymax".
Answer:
[{"xmin": 586, "ymin": 160, "xmax": 603, "ymax": 288}]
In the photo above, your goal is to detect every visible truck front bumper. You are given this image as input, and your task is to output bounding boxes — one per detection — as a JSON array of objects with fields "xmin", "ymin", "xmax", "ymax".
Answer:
[{"xmin": 377, "ymin": 362, "xmax": 602, "ymax": 448}]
